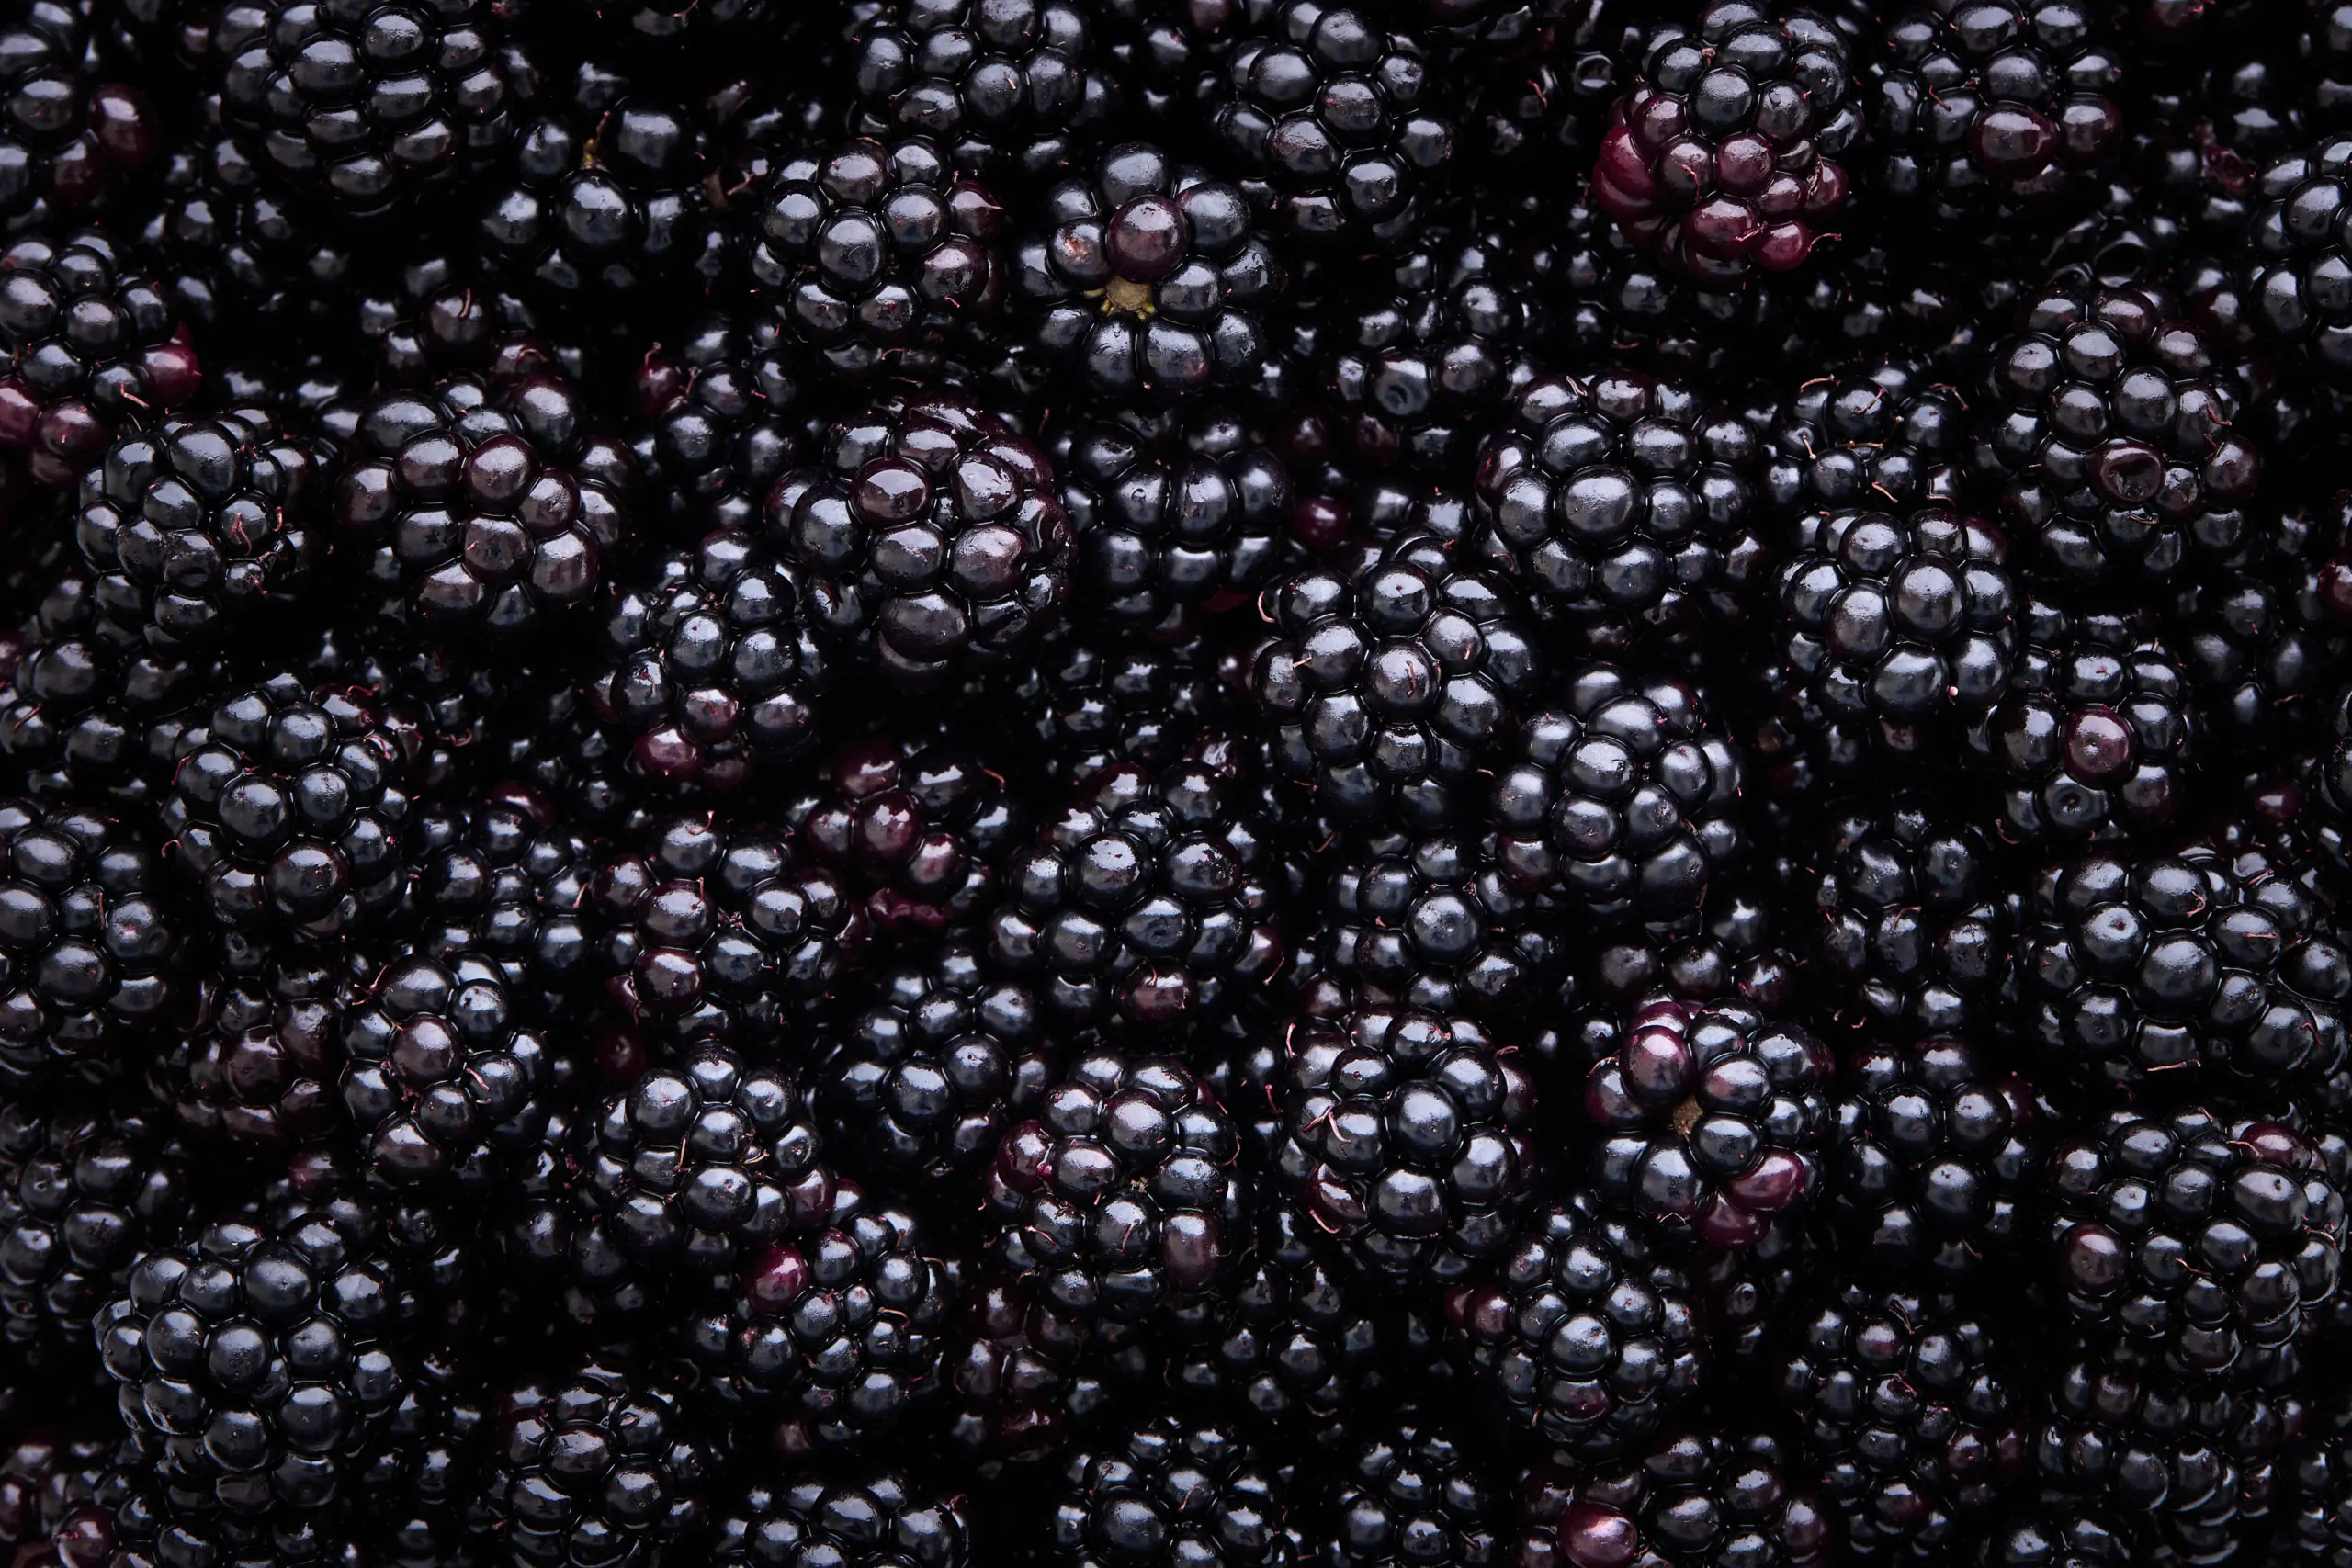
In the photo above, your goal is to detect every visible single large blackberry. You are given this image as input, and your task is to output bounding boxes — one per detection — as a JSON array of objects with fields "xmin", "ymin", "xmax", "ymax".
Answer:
[
  {"xmin": 1047, "ymin": 1415, "xmax": 1291, "ymax": 1568},
  {"xmin": 1760, "ymin": 360, "xmax": 1968, "ymax": 526},
  {"xmin": 847, "ymin": 0, "xmax": 1120, "ymax": 182},
  {"xmin": 1317, "ymin": 827, "xmax": 1555, "ymax": 1020},
  {"xmin": 1469, "ymin": 369, "xmax": 1764, "ymax": 658},
  {"xmin": 1594, "ymin": 3, "xmax": 1859, "ymax": 279},
  {"xmin": 339, "ymin": 952, "xmax": 548, "ymax": 1190},
  {"xmin": 794, "ymin": 733, "xmax": 1023, "ymax": 941},
  {"xmin": 2017, "ymin": 840, "xmax": 2352, "ymax": 1089},
  {"xmin": 629, "ymin": 312, "xmax": 809, "ymax": 538},
  {"xmin": 1521, "ymin": 1427, "xmax": 1830, "ymax": 1568},
  {"xmin": 410, "ymin": 789, "xmax": 598, "ymax": 1005},
  {"xmin": 765, "ymin": 394, "xmax": 1072, "ymax": 687},
  {"xmin": 751, "ymin": 134, "xmax": 1005, "ymax": 382},
  {"xmin": 0, "ymin": 5, "xmax": 153, "ymax": 228},
  {"xmin": 1313, "ymin": 1410, "xmax": 1503, "ymax": 1568},
  {"xmin": 715, "ymin": 1469, "xmax": 971, "ymax": 1568},
  {"xmin": 1445, "ymin": 1192, "xmax": 1704, "ymax": 1460},
  {"xmin": 2245, "ymin": 136, "xmax": 2352, "ymax": 387},
  {"xmin": 983, "ymin": 1050, "xmax": 1243, "ymax": 1323},
  {"xmin": 472, "ymin": 1360, "xmax": 716, "ymax": 1568}
]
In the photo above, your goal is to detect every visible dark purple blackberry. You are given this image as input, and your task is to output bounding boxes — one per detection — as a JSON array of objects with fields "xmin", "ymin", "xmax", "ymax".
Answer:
[
  {"xmin": 0, "ymin": 5, "xmax": 153, "ymax": 229},
  {"xmin": 1559, "ymin": 893, "xmax": 1803, "ymax": 1070},
  {"xmin": 795, "ymin": 733, "xmax": 1024, "ymax": 942},
  {"xmin": 765, "ymin": 394, "xmax": 1073, "ymax": 687},
  {"xmin": 983, "ymin": 1049, "xmax": 1243, "ymax": 1323},
  {"xmin": 752, "ymin": 135, "xmax": 1006, "ymax": 382},
  {"xmin": 332, "ymin": 373, "xmax": 638, "ymax": 636},
  {"xmin": 1489, "ymin": 665, "xmax": 1744, "ymax": 933},
  {"xmin": 1311, "ymin": 1410, "xmax": 1503, "ymax": 1568},
  {"xmin": 2018, "ymin": 840, "xmax": 2352, "ymax": 1089},
  {"xmin": 847, "ymin": 0, "xmax": 1120, "ymax": 182},
  {"xmin": 339, "ymin": 952, "xmax": 548, "ymax": 1190},
  {"xmin": 1594, "ymin": 4, "xmax": 1859, "ymax": 279},
  {"xmin": 349, "ymin": 1341, "xmax": 491, "ymax": 1568},
  {"xmin": 0, "ymin": 1428, "xmax": 109, "ymax": 1555},
  {"xmin": 1532, "ymin": 193, "xmax": 1783, "ymax": 380},
  {"xmin": 1005, "ymin": 627, "xmax": 1223, "ymax": 779},
  {"xmin": 1469, "ymin": 369, "xmax": 1764, "ymax": 659},
  {"xmin": 1048, "ymin": 1415, "xmax": 1291, "ymax": 1568},
  {"xmin": 1967, "ymin": 1508, "xmax": 2125, "ymax": 1568},
  {"xmin": 0, "ymin": 797, "xmax": 181, "ymax": 1089},
  {"xmin": 473, "ymin": 1360, "xmax": 717, "ymax": 1568},
  {"xmin": 1317, "ymin": 827, "xmax": 1555, "ymax": 1020},
  {"xmin": 410, "ymin": 788, "xmax": 598, "ymax": 1003},
  {"xmin": 1521, "ymin": 1427, "xmax": 1830, "ymax": 1568},
  {"xmin": 0, "ymin": 231, "xmax": 201, "ymax": 491},
  {"xmin": 716, "ymin": 1469, "xmax": 971, "ymax": 1568},
  {"xmin": 1013, "ymin": 141, "xmax": 1282, "ymax": 403},
  {"xmin": 1445, "ymin": 1192, "xmax": 1704, "ymax": 1461},
  {"xmin": 352, "ymin": 247, "xmax": 572, "ymax": 393},
  {"xmin": 2163, "ymin": 502, "xmax": 2352, "ymax": 750},
  {"xmin": 2277, "ymin": 1424, "xmax": 2352, "ymax": 1565},
  {"xmin": 2244, "ymin": 136, "xmax": 2352, "ymax": 387},
  {"xmin": 628, "ymin": 312, "xmax": 808, "ymax": 538},
  {"xmin": 943, "ymin": 1269, "xmax": 1110, "ymax": 1466},
  {"xmin": 1584, "ymin": 994, "xmax": 1832, "ymax": 1252},
  {"xmin": 1205, "ymin": 1, "xmax": 1455, "ymax": 245},
  {"xmin": 137, "ymin": 131, "xmax": 357, "ymax": 335},
  {"xmin": 1760, "ymin": 361, "xmax": 1968, "ymax": 526},
  {"xmin": 148, "ymin": 940, "xmax": 356, "ymax": 1149}
]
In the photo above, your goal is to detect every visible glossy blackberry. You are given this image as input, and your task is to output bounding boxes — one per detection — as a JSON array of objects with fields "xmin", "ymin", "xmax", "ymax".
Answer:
[
  {"xmin": 1532, "ymin": 194, "xmax": 1781, "ymax": 380},
  {"xmin": 338, "ymin": 952, "xmax": 548, "ymax": 1190},
  {"xmin": 1585, "ymin": 994, "xmax": 1832, "ymax": 1251},
  {"xmin": 1469, "ymin": 369, "xmax": 1764, "ymax": 658},
  {"xmin": 942, "ymin": 1269, "xmax": 1115, "ymax": 1465},
  {"xmin": 765, "ymin": 394, "xmax": 1072, "ymax": 687},
  {"xmin": 0, "ymin": 231, "xmax": 201, "ymax": 491},
  {"xmin": 1006, "ymin": 628, "xmax": 1223, "ymax": 779},
  {"xmin": 2243, "ymin": 136, "xmax": 2352, "ymax": 387},
  {"xmin": 1048, "ymin": 1415, "xmax": 1291, "ymax": 1568},
  {"xmin": 2163, "ymin": 502, "xmax": 2352, "ymax": 750},
  {"xmin": 1317, "ymin": 828, "xmax": 1555, "ymax": 1020},
  {"xmin": 137, "ymin": 131, "xmax": 357, "ymax": 334},
  {"xmin": 410, "ymin": 790, "xmax": 597, "ymax": 1002},
  {"xmin": 1760, "ymin": 361, "xmax": 1967, "ymax": 526},
  {"xmin": 352, "ymin": 245, "xmax": 571, "ymax": 391},
  {"xmin": 752, "ymin": 135, "xmax": 1006, "ymax": 382},
  {"xmin": 629, "ymin": 311, "xmax": 808, "ymax": 537},
  {"xmin": 473, "ymin": 1360, "xmax": 717, "ymax": 1568},
  {"xmin": 1014, "ymin": 141, "xmax": 1281, "ymax": 403},
  {"xmin": 148, "ymin": 940, "xmax": 356, "ymax": 1149},
  {"xmin": 715, "ymin": 1469, "xmax": 971, "ymax": 1568},
  {"xmin": 1312, "ymin": 1411, "xmax": 1502, "ymax": 1568},
  {"xmin": 1521, "ymin": 1427, "xmax": 1830, "ymax": 1568},
  {"xmin": 0, "ymin": 1428, "xmax": 109, "ymax": 1554},
  {"xmin": 848, "ymin": 0, "xmax": 1118, "ymax": 181},
  {"xmin": 795, "ymin": 733, "xmax": 1023, "ymax": 941},
  {"xmin": 2276, "ymin": 1425, "xmax": 2352, "ymax": 1566},
  {"xmin": 0, "ymin": 5, "xmax": 153, "ymax": 227},
  {"xmin": 1555, "ymin": 892, "xmax": 1803, "ymax": 1074},
  {"xmin": 1445, "ymin": 1193, "xmax": 1703, "ymax": 1461},
  {"xmin": 1966, "ymin": 1508, "xmax": 2125, "ymax": 1568},
  {"xmin": 351, "ymin": 1342, "xmax": 490, "ymax": 1568},
  {"xmin": 1595, "ymin": 4, "xmax": 1859, "ymax": 279},
  {"xmin": 2018, "ymin": 840, "xmax": 2352, "ymax": 1089},
  {"xmin": 984, "ymin": 1049, "xmax": 1243, "ymax": 1323}
]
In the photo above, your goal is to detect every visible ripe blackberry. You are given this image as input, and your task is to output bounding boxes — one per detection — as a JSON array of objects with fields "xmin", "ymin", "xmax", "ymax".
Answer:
[
  {"xmin": 765, "ymin": 394, "xmax": 1073, "ymax": 687},
  {"xmin": 1006, "ymin": 627, "xmax": 1223, "ymax": 779},
  {"xmin": 1966, "ymin": 1508, "xmax": 2125, "ymax": 1568},
  {"xmin": 473, "ymin": 1360, "xmax": 717, "ymax": 1568},
  {"xmin": 1521, "ymin": 1427, "xmax": 1830, "ymax": 1568},
  {"xmin": 0, "ymin": 797, "xmax": 182, "ymax": 1089},
  {"xmin": 1532, "ymin": 194, "xmax": 1780, "ymax": 380},
  {"xmin": 716, "ymin": 1469, "xmax": 971, "ymax": 1568},
  {"xmin": 1775, "ymin": 1285, "xmax": 2027, "ymax": 1558},
  {"xmin": 752, "ymin": 135, "xmax": 1006, "ymax": 381},
  {"xmin": 1469, "ymin": 369, "xmax": 1765, "ymax": 659},
  {"xmin": 1445, "ymin": 1193, "xmax": 1704, "ymax": 1461},
  {"xmin": 2243, "ymin": 136, "xmax": 2352, "ymax": 388},
  {"xmin": 1313, "ymin": 1411, "xmax": 1503, "ymax": 1568},
  {"xmin": 1594, "ymin": 4, "xmax": 1859, "ymax": 279},
  {"xmin": 1489, "ymin": 664, "xmax": 1744, "ymax": 932},
  {"xmin": 794, "ymin": 733, "xmax": 1023, "ymax": 941},
  {"xmin": 2277, "ymin": 1424, "xmax": 2352, "ymax": 1566},
  {"xmin": 0, "ymin": 231, "xmax": 201, "ymax": 490},
  {"xmin": 1970, "ymin": 274, "xmax": 2261, "ymax": 585},
  {"xmin": 629, "ymin": 312, "xmax": 808, "ymax": 537},
  {"xmin": 1248, "ymin": 536, "xmax": 1539, "ymax": 828},
  {"xmin": 332, "ymin": 373, "xmax": 639, "ymax": 636},
  {"xmin": 1048, "ymin": 1415, "xmax": 1291, "ymax": 1568},
  {"xmin": 0, "ymin": 4, "xmax": 153, "ymax": 229},
  {"xmin": 137, "ymin": 132, "xmax": 357, "ymax": 335},
  {"xmin": 1277, "ymin": 998, "xmax": 1537, "ymax": 1278},
  {"xmin": 1760, "ymin": 360, "xmax": 1967, "ymax": 526},
  {"xmin": 2163, "ymin": 505, "xmax": 2352, "ymax": 750},
  {"xmin": 1014, "ymin": 141, "xmax": 1282, "ymax": 403},
  {"xmin": 339, "ymin": 952, "xmax": 548, "ymax": 1190},
  {"xmin": 2017, "ymin": 841, "xmax": 2352, "ymax": 1089},
  {"xmin": 1317, "ymin": 827, "xmax": 1555, "ymax": 1020},
  {"xmin": 410, "ymin": 790, "xmax": 598, "ymax": 1004},
  {"xmin": 943, "ymin": 1269, "xmax": 1114, "ymax": 1465},
  {"xmin": 984, "ymin": 1049, "xmax": 1243, "ymax": 1323},
  {"xmin": 0, "ymin": 1428, "xmax": 108, "ymax": 1553},
  {"xmin": 148, "ymin": 940, "xmax": 357, "ymax": 1149},
  {"xmin": 1584, "ymin": 994, "xmax": 1832, "ymax": 1251},
  {"xmin": 848, "ymin": 0, "xmax": 1120, "ymax": 182}
]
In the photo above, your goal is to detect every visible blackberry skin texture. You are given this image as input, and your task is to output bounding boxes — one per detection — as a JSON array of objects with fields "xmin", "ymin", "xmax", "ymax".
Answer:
[
  {"xmin": 795, "ymin": 733, "xmax": 1023, "ymax": 942},
  {"xmin": 1760, "ymin": 361, "xmax": 1967, "ymax": 527},
  {"xmin": 410, "ymin": 790, "xmax": 597, "ymax": 1005},
  {"xmin": 1014, "ymin": 141, "xmax": 1281, "ymax": 404},
  {"xmin": 1584, "ymin": 995, "xmax": 1832, "ymax": 1251},
  {"xmin": 628, "ymin": 312, "xmax": 808, "ymax": 538},
  {"xmin": 1970, "ymin": 275, "xmax": 2261, "ymax": 586},
  {"xmin": 1052, "ymin": 407, "xmax": 1294, "ymax": 631},
  {"xmin": 1964, "ymin": 596, "xmax": 2199, "ymax": 845},
  {"xmin": 332, "ymin": 373, "xmax": 638, "ymax": 636},
  {"xmin": 0, "ymin": 232, "xmax": 202, "ymax": 491},
  {"xmin": 1248, "ymin": 536, "xmax": 1539, "ymax": 829},
  {"xmin": 752, "ymin": 135, "xmax": 1005, "ymax": 383},
  {"xmin": 820, "ymin": 942, "xmax": 1055, "ymax": 1179},
  {"xmin": 2245, "ymin": 136, "xmax": 2352, "ymax": 388},
  {"xmin": 0, "ymin": 798, "xmax": 181, "ymax": 1089},
  {"xmin": 1318, "ymin": 827, "xmax": 1556, "ymax": 1021},
  {"xmin": 1313, "ymin": 1411, "xmax": 1502, "ymax": 1568},
  {"xmin": 715, "ymin": 1470, "xmax": 970, "ymax": 1568},
  {"xmin": 2018, "ymin": 841, "xmax": 2352, "ymax": 1090},
  {"xmin": 1521, "ymin": 1428, "xmax": 1830, "ymax": 1568},
  {"xmin": 1594, "ymin": 4, "xmax": 1859, "ymax": 280},
  {"xmin": 473, "ymin": 1361, "xmax": 716, "ymax": 1568},
  {"xmin": 1469, "ymin": 369, "xmax": 1764, "ymax": 659},
  {"xmin": 988, "ymin": 748, "xmax": 1282, "ymax": 1026},
  {"xmin": 339, "ymin": 952, "xmax": 547, "ymax": 1190},
  {"xmin": 1445, "ymin": 1193, "xmax": 1704, "ymax": 1461},
  {"xmin": 0, "ymin": 5, "xmax": 154, "ymax": 228},
  {"xmin": 74, "ymin": 410, "xmax": 326, "ymax": 649},
  {"xmin": 1775, "ymin": 1285, "xmax": 2028, "ymax": 1559},
  {"xmin": 161, "ymin": 675, "xmax": 423, "ymax": 941},
  {"xmin": 766, "ymin": 395, "xmax": 1072, "ymax": 688},
  {"xmin": 591, "ymin": 528, "xmax": 830, "ymax": 795},
  {"xmin": 848, "ymin": 0, "xmax": 1120, "ymax": 182},
  {"xmin": 984, "ymin": 1050, "xmax": 1244, "ymax": 1324},
  {"xmin": 1967, "ymin": 1509, "xmax": 2124, "ymax": 1568},
  {"xmin": 1277, "ymin": 998, "xmax": 1537, "ymax": 1279},
  {"xmin": 1048, "ymin": 1416, "xmax": 1292, "ymax": 1568},
  {"xmin": 1490, "ymin": 664, "xmax": 1745, "ymax": 933},
  {"xmin": 1206, "ymin": 1, "xmax": 1453, "ymax": 246},
  {"xmin": 149, "ymin": 940, "xmax": 357, "ymax": 1149}
]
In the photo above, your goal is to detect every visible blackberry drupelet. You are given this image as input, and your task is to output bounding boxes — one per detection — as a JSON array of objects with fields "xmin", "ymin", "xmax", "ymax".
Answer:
[
  {"xmin": 1760, "ymin": 360, "xmax": 1967, "ymax": 525},
  {"xmin": 339, "ymin": 952, "xmax": 548, "ymax": 1189},
  {"xmin": 1521, "ymin": 1427, "xmax": 1830, "ymax": 1568},
  {"xmin": 1317, "ymin": 827, "xmax": 1555, "ymax": 1020},
  {"xmin": 1313, "ymin": 1410, "xmax": 1503, "ymax": 1568},
  {"xmin": 629, "ymin": 312, "xmax": 808, "ymax": 538},
  {"xmin": 473, "ymin": 1359, "xmax": 717, "ymax": 1568},
  {"xmin": 847, "ymin": 0, "xmax": 1120, "ymax": 182},
  {"xmin": 1047, "ymin": 1415, "xmax": 1291, "ymax": 1568},
  {"xmin": 795, "ymin": 732, "xmax": 1024, "ymax": 941},
  {"xmin": 716, "ymin": 1469, "xmax": 971, "ymax": 1568},
  {"xmin": 149, "ymin": 940, "xmax": 356, "ymax": 1149}
]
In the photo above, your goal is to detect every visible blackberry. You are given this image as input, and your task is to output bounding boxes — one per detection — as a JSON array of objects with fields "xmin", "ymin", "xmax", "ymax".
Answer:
[
  {"xmin": 2163, "ymin": 503, "xmax": 2352, "ymax": 750},
  {"xmin": 1312, "ymin": 1411, "xmax": 1503, "ymax": 1568},
  {"xmin": 1967, "ymin": 1508, "xmax": 2125, "ymax": 1568},
  {"xmin": 1521, "ymin": 1427, "xmax": 1830, "ymax": 1568},
  {"xmin": 0, "ymin": 797, "xmax": 182, "ymax": 1089},
  {"xmin": 410, "ymin": 790, "xmax": 598, "ymax": 1004},
  {"xmin": 1047, "ymin": 1415, "xmax": 1292, "ymax": 1568},
  {"xmin": 0, "ymin": 231, "xmax": 201, "ymax": 490},
  {"xmin": 1760, "ymin": 360, "xmax": 1967, "ymax": 526},
  {"xmin": 1469, "ymin": 369, "xmax": 1764, "ymax": 658},
  {"xmin": 765, "ymin": 394, "xmax": 1073, "ymax": 687},
  {"xmin": 2277, "ymin": 1424, "xmax": 2352, "ymax": 1566},
  {"xmin": 339, "ymin": 952, "xmax": 548, "ymax": 1189},
  {"xmin": 1583, "ymin": 994, "xmax": 1832, "ymax": 1251},
  {"xmin": 716, "ymin": 1470, "xmax": 971, "ymax": 1568},
  {"xmin": 138, "ymin": 132, "xmax": 358, "ymax": 335},
  {"xmin": 1594, "ymin": 4, "xmax": 1860, "ymax": 279},
  {"xmin": 794, "ymin": 732, "xmax": 1024, "ymax": 941},
  {"xmin": 1317, "ymin": 828, "xmax": 1555, "ymax": 1020},
  {"xmin": 352, "ymin": 1343, "xmax": 490, "ymax": 1568},
  {"xmin": 473, "ymin": 1360, "xmax": 717, "ymax": 1568},
  {"xmin": 2245, "ymin": 136, "xmax": 2352, "ymax": 388},
  {"xmin": 0, "ymin": 1429, "xmax": 108, "ymax": 1553},
  {"xmin": 1445, "ymin": 1192, "xmax": 1704, "ymax": 1460},
  {"xmin": 1489, "ymin": 664, "xmax": 1745, "ymax": 932},
  {"xmin": 984, "ymin": 1049, "xmax": 1243, "ymax": 1323},
  {"xmin": 1775, "ymin": 1285, "xmax": 2027, "ymax": 1558},
  {"xmin": 353, "ymin": 250, "xmax": 571, "ymax": 395},
  {"xmin": 629, "ymin": 312, "xmax": 808, "ymax": 537},
  {"xmin": 1277, "ymin": 998, "xmax": 1537, "ymax": 1278},
  {"xmin": 1006, "ymin": 627, "xmax": 1223, "ymax": 779},
  {"xmin": 331, "ymin": 373, "xmax": 639, "ymax": 636},
  {"xmin": 0, "ymin": 5, "xmax": 153, "ymax": 228},
  {"xmin": 149, "ymin": 940, "xmax": 357, "ymax": 1149},
  {"xmin": 752, "ymin": 134, "xmax": 1007, "ymax": 382},
  {"xmin": 2017, "ymin": 840, "xmax": 2352, "ymax": 1089},
  {"xmin": 847, "ymin": 0, "xmax": 1120, "ymax": 182},
  {"xmin": 1013, "ymin": 141, "xmax": 1282, "ymax": 403}
]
